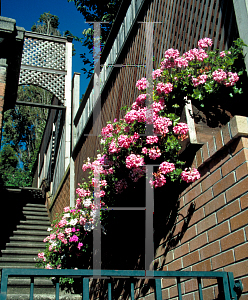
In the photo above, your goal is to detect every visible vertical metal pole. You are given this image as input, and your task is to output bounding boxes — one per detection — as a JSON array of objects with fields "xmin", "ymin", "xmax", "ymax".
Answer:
[
  {"xmin": 55, "ymin": 277, "xmax": 60, "ymax": 300},
  {"xmin": 83, "ymin": 278, "xmax": 90, "ymax": 300},
  {"xmin": 0, "ymin": 269, "xmax": 8, "ymax": 300},
  {"xmin": 108, "ymin": 281, "xmax": 112, "ymax": 300},
  {"xmin": 221, "ymin": 273, "xmax": 232, "ymax": 300},
  {"xmin": 145, "ymin": 165, "xmax": 154, "ymax": 274},
  {"xmin": 30, "ymin": 276, "xmax": 34, "ymax": 300},
  {"xmin": 93, "ymin": 168, "xmax": 101, "ymax": 276},
  {"xmin": 177, "ymin": 277, "xmax": 183, "ymax": 300},
  {"xmin": 93, "ymin": 22, "xmax": 101, "ymax": 137},
  {"xmin": 145, "ymin": 22, "xmax": 154, "ymax": 136},
  {"xmin": 197, "ymin": 277, "xmax": 204, "ymax": 300},
  {"xmin": 155, "ymin": 278, "xmax": 162, "ymax": 300},
  {"xmin": 130, "ymin": 281, "xmax": 135, "ymax": 300}
]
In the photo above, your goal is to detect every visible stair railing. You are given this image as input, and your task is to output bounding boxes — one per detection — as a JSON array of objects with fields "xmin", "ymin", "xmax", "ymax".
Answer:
[{"xmin": 0, "ymin": 268, "xmax": 243, "ymax": 300}]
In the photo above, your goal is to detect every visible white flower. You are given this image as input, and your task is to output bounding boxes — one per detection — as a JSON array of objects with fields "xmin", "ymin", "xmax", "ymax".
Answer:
[
  {"xmin": 63, "ymin": 213, "xmax": 70, "ymax": 218},
  {"xmin": 51, "ymin": 242, "xmax": 58, "ymax": 248},
  {"xmin": 83, "ymin": 198, "xmax": 92, "ymax": 208},
  {"xmin": 90, "ymin": 210, "xmax": 96, "ymax": 217},
  {"xmin": 47, "ymin": 227, "xmax": 52, "ymax": 232},
  {"xmin": 100, "ymin": 139, "xmax": 105, "ymax": 144},
  {"xmin": 69, "ymin": 219, "xmax": 78, "ymax": 226}
]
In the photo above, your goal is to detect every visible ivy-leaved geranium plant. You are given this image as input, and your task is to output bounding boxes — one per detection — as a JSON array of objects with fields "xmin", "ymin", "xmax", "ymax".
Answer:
[
  {"xmin": 36, "ymin": 37, "xmax": 245, "ymax": 287},
  {"xmin": 153, "ymin": 37, "xmax": 246, "ymax": 110}
]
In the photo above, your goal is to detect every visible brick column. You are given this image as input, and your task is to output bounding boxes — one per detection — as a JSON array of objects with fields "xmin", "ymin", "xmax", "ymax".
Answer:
[{"xmin": 0, "ymin": 58, "xmax": 7, "ymax": 145}]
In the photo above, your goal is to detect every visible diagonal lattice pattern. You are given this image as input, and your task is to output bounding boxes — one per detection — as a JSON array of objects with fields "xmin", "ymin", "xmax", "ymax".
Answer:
[
  {"xmin": 21, "ymin": 37, "xmax": 66, "ymax": 70},
  {"xmin": 19, "ymin": 69, "xmax": 65, "ymax": 102},
  {"xmin": 19, "ymin": 33, "xmax": 68, "ymax": 102}
]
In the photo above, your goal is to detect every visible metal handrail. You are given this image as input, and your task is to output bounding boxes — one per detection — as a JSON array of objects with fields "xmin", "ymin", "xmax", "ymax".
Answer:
[{"xmin": 0, "ymin": 268, "xmax": 243, "ymax": 300}]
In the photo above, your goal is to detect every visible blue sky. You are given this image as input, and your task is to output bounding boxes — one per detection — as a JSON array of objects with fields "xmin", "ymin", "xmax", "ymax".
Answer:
[{"xmin": 2, "ymin": 0, "xmax": 92, "ymax": 98}]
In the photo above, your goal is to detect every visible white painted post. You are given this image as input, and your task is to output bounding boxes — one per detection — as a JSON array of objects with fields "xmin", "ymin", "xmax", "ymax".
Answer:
[
  {"xmin": 184, "ymin": 98, "xmax": 198, "ymax": 144},
  {"xmin": 72, "ymin": 72, "xmax": 80, "ymax": 150},
  {"xmin": 64, "ymin": 37, "xmax": 73, "ymax": 171},
  {"xmin": 70, "ymin": 72, "xmax": 80, "ymax": 207}
]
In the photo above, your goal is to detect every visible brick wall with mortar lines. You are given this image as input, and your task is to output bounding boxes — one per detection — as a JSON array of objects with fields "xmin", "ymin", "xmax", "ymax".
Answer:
[
  {"xmin": 141, "ymin": 116, "xmax": 248, "ymax": 300},
  {"xmin": 47, "ymin": 170, "xmax": 70, "ymax": 222}
]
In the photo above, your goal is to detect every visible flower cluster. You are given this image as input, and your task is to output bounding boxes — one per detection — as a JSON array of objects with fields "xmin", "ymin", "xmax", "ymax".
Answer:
[
  {"xmin": 36, "ymin": 37, "xmax": 246, "ymax": 282},
  {"xmin": 155, "ymin": 37, "xmax": 245, "ymax": 108},
  {"xmin": 181, "ymin": 168, "xmax": 201, "ymax": 183},
  {"xmin": 35, "ymin": 205, "xmax": 102, "ymax": 270}
]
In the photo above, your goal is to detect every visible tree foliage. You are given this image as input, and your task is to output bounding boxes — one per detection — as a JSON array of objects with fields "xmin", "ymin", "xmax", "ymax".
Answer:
[
  {"xmin": 67, "ymin": 0, "xmax": 121, "ymax": 78},
  {"xmin": 0, "ymin": 86, "xmax": 52, "ymax": 187},
  {"xmin": 0, "ymin": 11, "xmax": 65, "ymax": 187},
  {"xmin": 31, "ymin": 12, "xmax": 61, "ymax": 36}
]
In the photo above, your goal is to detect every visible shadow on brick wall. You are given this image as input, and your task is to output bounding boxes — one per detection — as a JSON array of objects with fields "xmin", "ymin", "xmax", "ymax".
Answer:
[{"xmin": 87, "ymin": 179, "xmax": 195, "ymax": 299}]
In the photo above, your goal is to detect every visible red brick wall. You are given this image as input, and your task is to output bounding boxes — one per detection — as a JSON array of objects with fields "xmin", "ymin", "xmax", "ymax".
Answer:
[{"xmin": 150, "ymin": 116, "xmax": 248, "ymax": 299}]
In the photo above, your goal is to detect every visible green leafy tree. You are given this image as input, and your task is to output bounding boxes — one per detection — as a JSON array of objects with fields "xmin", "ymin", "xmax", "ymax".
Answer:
[
  {"xmin": 31, "ymin": 12, "xmax": 61, "ymax": 36},
  {"xmin": 0, "ymin": 145, "xmax": 19, "ymax": 186},
  {"xmin": 0, "ymin": 12, "xmax": 66, "ymax": 187},
  {"xmin": 67, "ymin": 0, "xmax": 121, "ymax": 78},
  {"xmin": 0, "ymin": 86, "xmax": 52, "ymax": 187}
]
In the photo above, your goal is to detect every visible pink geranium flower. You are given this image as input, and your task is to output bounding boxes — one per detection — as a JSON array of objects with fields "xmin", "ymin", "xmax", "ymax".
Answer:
[
  {"xmin": 156, "ymin": 82, "xmax": 173, "ymax": 94},
  {"xmin": 69, "ymin": 235, "xmax": 79, "ymax": 243},
  {"xmin": 173, "ymin": 123, "xmax": 189, "ymax": 135},
  {"xmin": 146, "ymin": 135, "xmax": 159, "ymax": 144},
  {"xmin": 149, "ymin": 147, "xmax": 161, "ymax": 160},
  {"xmin": 181, "ymin": 168, "xmax": 201, "ymax": 183},
  {"xmin": 212, "ymin": 69, "xmax": 227, "ymax": 83},
  {"xmin": 159, "ymin": 161, "xmax": 175, "ymax": 174},
  {"xmin": 126, "ymin": 154, "xmax": 144, "ymax": 169},
  {"xmin": 136, "ymin": 77, "xmax": 149, "ymax": 90},
  {"xmin": 198, "ymin": 37, "xmax": 213, "ymax": 48}
]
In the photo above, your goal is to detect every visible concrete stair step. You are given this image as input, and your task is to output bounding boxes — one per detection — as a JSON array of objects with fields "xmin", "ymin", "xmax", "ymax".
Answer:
[
  {"xmin": 9, "ymin": 236, "xmax": 46, "ymax": 242},
  {"xmin": 1, "ymin": 249, "xmax": 40, "ymax": 257},
  {"xmin": 22, "ymin": 206, "xmax": 47, "ymax": 212},
  {"xmin": 0, "ymin": 256, "xmax": 35, "ymax": 263},
  {"xmin": 12, "ymin": 230, "xmax": 48, "ymax": 237},
  {"xmin": 25, "ymin": 203, "xmax": 46, "ymax": 208},
  {"xmin": 20, "ymin": 220, "xmax": 51, "ymax": 226},
  {"xmin": 16, "ymin": 225, "xmax": 50, "ymax": 231},
  {"xmin": 23, "ymin": 215, "xmax": 50, "ymax": 221},
  {"xmin": 0, "ymin": 261, "xmax": 36, "ymax": 268},
  {"xmin": 22, "ymin": 210, "xmax": 49, "ymax": 217},
  {"xmin": 5, "ymin": 242, "xmax": 45, "ymax": 249}
]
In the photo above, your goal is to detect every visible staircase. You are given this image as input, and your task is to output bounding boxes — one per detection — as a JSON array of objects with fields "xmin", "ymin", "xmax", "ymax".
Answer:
[
  {"xmin": 0, "ymin": 188, "xmax": 81, "ymax": 299},
  {"xmin": 0, "ymin": 203, "xmax": 50, "ymax": 269}
]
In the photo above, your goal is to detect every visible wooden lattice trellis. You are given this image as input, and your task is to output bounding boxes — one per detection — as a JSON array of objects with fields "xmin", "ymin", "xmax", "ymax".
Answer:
[{"xmin": 19, "ymin": 31, "xmax": 69, "ymax": 103}]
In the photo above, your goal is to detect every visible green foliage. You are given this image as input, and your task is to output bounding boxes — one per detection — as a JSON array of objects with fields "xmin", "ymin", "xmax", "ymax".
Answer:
[
  {"xmin": 0, "ymin": 86, "xmax": 52, "ymax": 187},
  {"xmin": 31, "ymin": 12, "xmax": 61, "ymax": 36}
]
